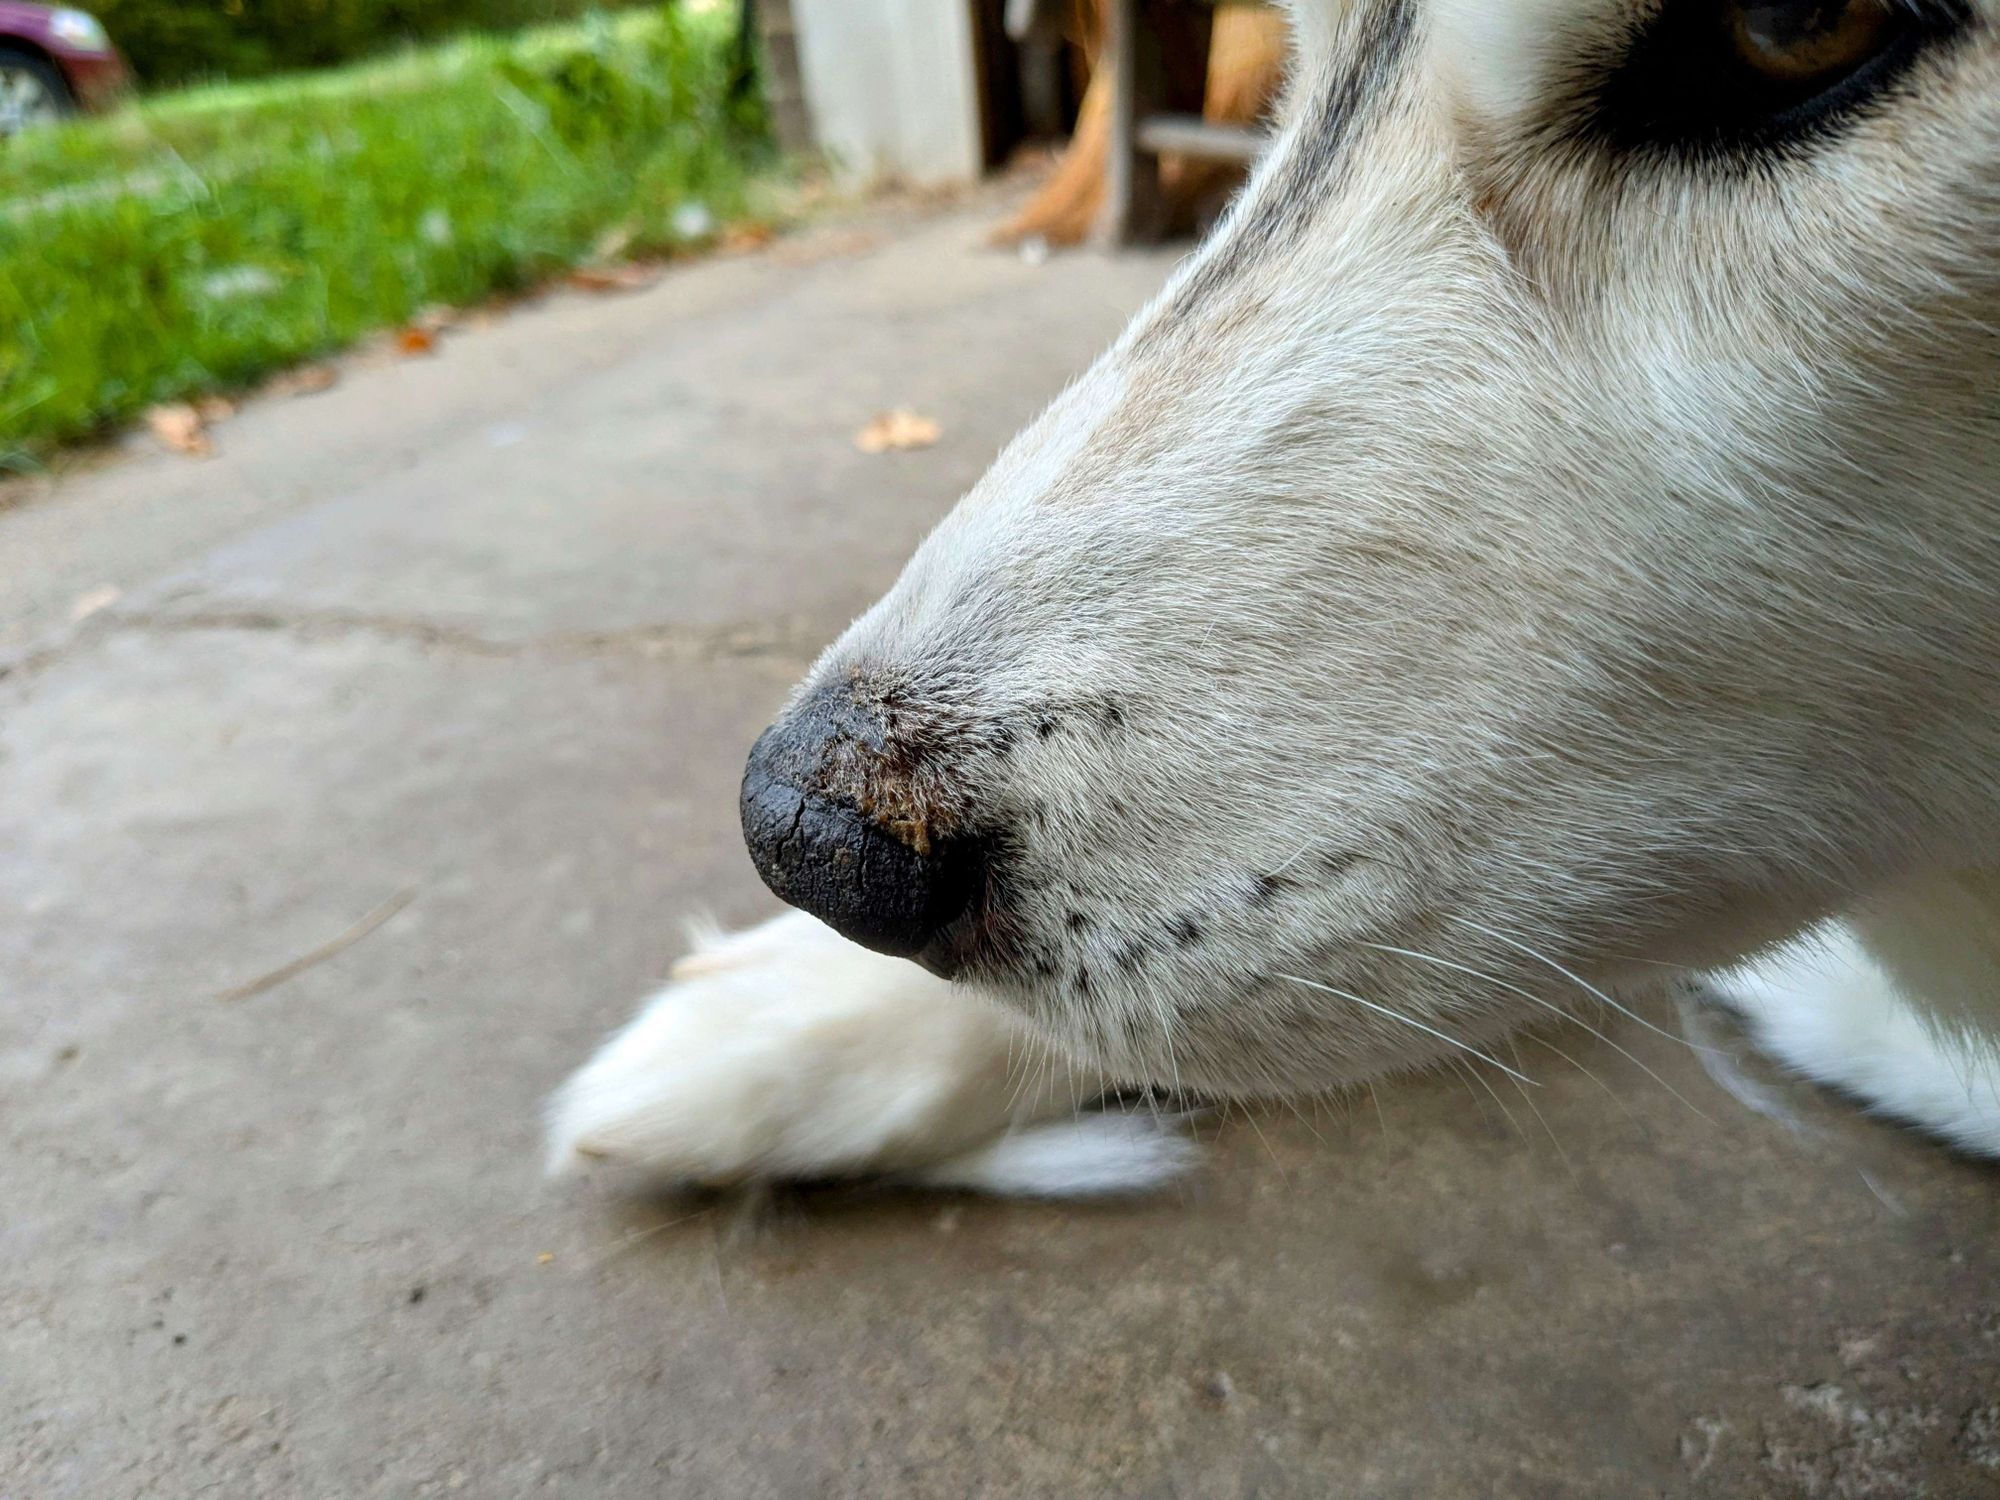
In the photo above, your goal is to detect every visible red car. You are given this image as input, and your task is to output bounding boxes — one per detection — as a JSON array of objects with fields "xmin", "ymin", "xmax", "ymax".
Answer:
[{"xmin": 0, "ymin": 4, "xmax": 127, "ymax": 134}]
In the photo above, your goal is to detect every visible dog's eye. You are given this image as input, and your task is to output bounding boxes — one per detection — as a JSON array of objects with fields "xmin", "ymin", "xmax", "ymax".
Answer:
[
  {"xmin": 1729, "ymin": 2, "xmax": 1901, "ymax": 88},
  {"xmin": 1593, "ymin": 0, "xmax": 1967, "ymax": 154}
]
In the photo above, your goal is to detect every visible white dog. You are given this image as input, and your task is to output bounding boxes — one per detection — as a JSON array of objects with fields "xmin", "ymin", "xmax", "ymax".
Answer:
[{"xmin": 551, "ymin": 0, "xmax": 2000, "ymax": 1194}]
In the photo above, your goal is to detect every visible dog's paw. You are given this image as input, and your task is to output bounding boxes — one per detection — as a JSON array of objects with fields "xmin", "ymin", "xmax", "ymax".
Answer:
[
  {"xmin": 1715, "ymin": 920, "xmax": 2000, "ymax": 1157},
  {"xmin": 546, "ymin": 910, "xmax": 1195, "ymax": 1195}
]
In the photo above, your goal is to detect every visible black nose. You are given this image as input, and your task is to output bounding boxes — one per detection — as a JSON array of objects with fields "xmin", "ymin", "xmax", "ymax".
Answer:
[{"xmin": 740, "ymin": 687, "xmax": 983, "ymax": 962}]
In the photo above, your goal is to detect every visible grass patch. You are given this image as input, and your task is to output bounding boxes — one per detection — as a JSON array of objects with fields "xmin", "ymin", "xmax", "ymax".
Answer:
[{"xmin": 0, "ymin": 5, "xmax": 778, "ymax": 461}]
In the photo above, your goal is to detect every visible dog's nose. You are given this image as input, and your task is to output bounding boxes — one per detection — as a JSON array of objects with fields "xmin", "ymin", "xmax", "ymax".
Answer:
[{"xmin": 740, "ymin": 686, "xmax": 983, "ymax": 962}]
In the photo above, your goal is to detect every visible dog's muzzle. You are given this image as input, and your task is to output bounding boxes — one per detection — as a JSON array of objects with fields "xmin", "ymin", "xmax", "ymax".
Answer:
[{"xmin": 740, "ymin": 683, "xmax": 985, "ymax": 974}]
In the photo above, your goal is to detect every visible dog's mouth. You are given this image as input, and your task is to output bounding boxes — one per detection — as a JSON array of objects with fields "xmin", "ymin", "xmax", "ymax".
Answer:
[{"xmin": 911, "ymin": 857, "xmax": 1024, "ymax": 980}]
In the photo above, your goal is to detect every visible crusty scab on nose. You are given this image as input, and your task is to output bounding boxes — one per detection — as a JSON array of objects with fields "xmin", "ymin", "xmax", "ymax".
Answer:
[
  {"xmin": 780, "ymin": 673, "xmax": 965, "ymax": 857},
  {"xmin": 780, "ymin": 678, "xmax": 1130, "ymax": 859}
]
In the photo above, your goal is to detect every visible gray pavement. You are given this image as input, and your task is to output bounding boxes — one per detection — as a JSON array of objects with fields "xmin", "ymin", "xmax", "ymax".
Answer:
[{"xmin": 4, "ymin": 198, "xmax": 1997, "ymax": 1500}]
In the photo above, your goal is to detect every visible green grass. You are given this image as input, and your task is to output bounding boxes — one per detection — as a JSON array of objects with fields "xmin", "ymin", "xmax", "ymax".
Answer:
[{"xmin": 0, "ymin": 6, "xmax": 779, "ymax": 461}]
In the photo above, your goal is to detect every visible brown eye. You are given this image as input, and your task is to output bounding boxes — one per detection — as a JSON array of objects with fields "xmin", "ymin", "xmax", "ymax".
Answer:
[
  {"xmin": 1592, "ymin": 0, "xmax": 1965, "ymax": 155},
  {"xmin": 1731, "ymin": 1, "xmax": 1901, "ymax": 86}
]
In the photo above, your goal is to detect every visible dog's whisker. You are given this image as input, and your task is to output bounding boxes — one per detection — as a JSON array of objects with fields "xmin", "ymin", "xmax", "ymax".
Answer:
[
  {"xmin": 1266, "ymin": 835, "xmax": 1320, "ymax": 879},
  {"xmin": 1273, "ymin": 972, "xmax": 1540, "ymax": 1085},
  {"xmin": 1436, "ymin": 915, "xmax": 1722, "ymax": 1057},
  {"xmin": 1472, "ymin": 1059, "xmax": 1529, "ymax": 1144},
  {"xmin": 1446, "ymin": 1055, "xmax": 1496, "ymax": 1128},
  {"xmin": 1366, "ymin": 1082, "xmax": 1390, "ymax": 1139},
  {"xmin": 1518, "ymin": 1031, "xmax": 1647, "ymax": 1129},
  {"xmin": 1142, "ymin": 974, "xmax": 1187, "ymax": 1105},
  {"xmin": 1281, "ymin": 1093, "xmax": 1331, "ymax": 1148},
  {"xmin": 1239, "ymin": 1104, "xmax": 1290, "ymax": 1184},
  {"xmin": 1509, "ymin": 1037, "xmax": 1580, "ymax": 1183},
  {"xmin": 1360, "ymin": 938, "xmax": 1713, "ymax": 1122}
]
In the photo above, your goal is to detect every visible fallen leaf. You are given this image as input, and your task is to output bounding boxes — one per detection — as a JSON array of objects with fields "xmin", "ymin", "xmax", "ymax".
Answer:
[
  {"xmin": 565, "ymin": 262, "xmax": 658, "ymax": 294},
  {"xmin": 394, "ymin": 326, "xmax": 437, "ymax": 356},
  {"xmin": 719, "ymin": 222, "xmax": 775, "ymax": 254},
  {"xmin": 69, "ymin": 584, "xmax": 121, "ymax": 622},
  {"xmin": 268, "ymin": 363, "xmax": 338, "ymax": 399},
  {"xmin": 773, "ymin": 229, "xmax": 883, "ymax": 267},
  {"xmin": 145, "ymin": 403, "xmax": 213, "ymax": 456},
  {"xmin": 854, "ymin": 409, "xmax": 942, "ymax": 454}
]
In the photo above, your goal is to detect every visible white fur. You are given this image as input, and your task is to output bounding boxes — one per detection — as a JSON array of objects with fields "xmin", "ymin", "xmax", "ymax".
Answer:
[
  {"xmin": 547, "ymin": 912, "xmax": 1191, "ymax": 1195},
  {"xmin": 1721, "ymin": 928, "xmax": 2000, "ymax": 1157},
  {"xmin": 551, "ymin": 0, "xmax": 2000, "ymax": 1188},
  {"xmin": 1718, "ymin": 883, "xmax": 2000, "ymax": 1156}
]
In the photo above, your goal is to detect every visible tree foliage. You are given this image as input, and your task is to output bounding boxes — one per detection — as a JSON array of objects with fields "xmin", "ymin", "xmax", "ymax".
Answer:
[{"xmin": 87, "ymin": 1, "xmax": 643, "ymax": 85}]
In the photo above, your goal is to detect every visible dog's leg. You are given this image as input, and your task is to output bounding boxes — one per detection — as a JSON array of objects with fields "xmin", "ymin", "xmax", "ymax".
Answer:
[
  {"xmin": 545, "ymin": 909, "xmax": 1194, "ymax": 1195},
  {"xmin": 1717, "ymin": 873, "xmax": 2000, "ymax": 1156}
]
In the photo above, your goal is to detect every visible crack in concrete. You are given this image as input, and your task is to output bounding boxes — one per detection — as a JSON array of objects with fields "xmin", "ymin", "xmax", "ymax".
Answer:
[{"xmin": 0, "ymin": 603, "xmax": 824, "ymax": 686}]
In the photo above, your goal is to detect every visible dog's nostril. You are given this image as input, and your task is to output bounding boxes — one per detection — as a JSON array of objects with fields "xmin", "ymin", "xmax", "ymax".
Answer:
[{"xmin": 739, "ymin": 713, "xmax": 983, "ymax": 962}]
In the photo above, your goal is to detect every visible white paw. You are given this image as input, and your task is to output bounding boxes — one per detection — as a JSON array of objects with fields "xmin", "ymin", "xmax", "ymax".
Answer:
[
  {"xmin": 546, "ymin": 910, "xmax": 1195, "ymax": 1195},
  {"xmin": 1713, "ymin": 920, "xmax": 2000, "ymax": 1157}
]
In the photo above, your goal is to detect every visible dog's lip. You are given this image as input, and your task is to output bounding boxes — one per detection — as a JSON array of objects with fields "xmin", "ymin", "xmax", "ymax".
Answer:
[
  {"xmin": 913, "ymin": 905, "xmax": 988, "ymax": 979},
  {"xmin": 912, "ymin": 870, "xmax": 1013, "ymax": 980}
]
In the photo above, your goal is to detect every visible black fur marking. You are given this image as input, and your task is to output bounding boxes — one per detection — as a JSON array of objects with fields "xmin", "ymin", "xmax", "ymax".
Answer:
[
  {"xmin": 1249, "ymin": 873, "xmax": 1291, "ymax": 910},
  {"xmin": 1036, "ymin": 715, "xmax": 1061, "ymax": 740},
  {"xmin": 1170, "ymin": 916, "xmax": 1203, "ymax": 948},
  {"xmin": 1114, "ymin": 940, "xmax": 1147, "ymax": 973},
  {"xmin": 1066, "ymin": 910, "xmax": 1092, "ymax": 932},
  {"xmin": 1074, "ymin": 968, "xmax": 1093, "ymax": 998},
  {"xmin": 1147, "ymin": 0, "xmax": 1416, "ymax": 331}
]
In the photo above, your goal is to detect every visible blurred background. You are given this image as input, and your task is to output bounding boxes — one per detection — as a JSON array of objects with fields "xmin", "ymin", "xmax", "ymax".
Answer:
[
  {"xmin": 0, "ymin": 0, "xmax": 1288, "ymax": 468},
  {"xmin": 8, "ymin": 5, "xmax": 1997, "ymax": 1497}
]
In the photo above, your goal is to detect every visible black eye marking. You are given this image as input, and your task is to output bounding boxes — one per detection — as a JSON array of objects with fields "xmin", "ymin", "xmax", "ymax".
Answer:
[{"xmin": 1585, "ymin": 0, "xmax": 1970, "ymax": 158}]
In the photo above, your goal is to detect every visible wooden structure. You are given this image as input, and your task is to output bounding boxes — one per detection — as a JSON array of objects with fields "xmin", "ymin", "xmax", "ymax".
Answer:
[{"xmin": 1106, "ymin": 0, "xmax": 1273, "ymax": 243}]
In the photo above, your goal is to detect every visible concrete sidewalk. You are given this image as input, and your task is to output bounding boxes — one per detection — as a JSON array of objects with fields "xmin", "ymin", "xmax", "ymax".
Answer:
[{"xmin": 4, "ymin": 200, "xmax": 1996, "ymax": 1500}]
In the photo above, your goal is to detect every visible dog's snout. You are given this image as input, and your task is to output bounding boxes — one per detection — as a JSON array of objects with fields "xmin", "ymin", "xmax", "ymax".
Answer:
[{"xmin": 740, "ymin": 686, "xmax": 983, "ymax": 966}]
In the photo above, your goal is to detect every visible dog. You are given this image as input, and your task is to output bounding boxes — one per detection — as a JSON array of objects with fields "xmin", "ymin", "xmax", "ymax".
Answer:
[{"xmin": 549, "ymin": 0, "xmax": 2000, "ymax": 1195}]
